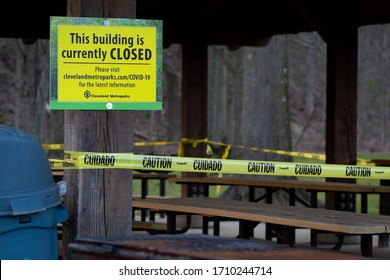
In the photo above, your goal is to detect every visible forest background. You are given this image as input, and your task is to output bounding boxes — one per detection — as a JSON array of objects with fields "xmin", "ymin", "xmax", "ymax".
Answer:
[{"xmin": 0, "ymin": 24, "xmax": 389, "ymax": 170}]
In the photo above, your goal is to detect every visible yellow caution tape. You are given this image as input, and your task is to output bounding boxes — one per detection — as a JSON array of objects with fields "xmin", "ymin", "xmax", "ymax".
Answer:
[
  {"xmin": 206, "ymin": 144, "xmax": 214, "ymax": 156},
  {"xmin": 262, "ymin": 148, "xmax": 325, "ymax": 161},
  {"xmin": 221, "ymin": 145, "xmax": 231, "ymax": 160},
  {"xmin": 56, "ymin": 151, "xmax": 390, "ymax": 180},
  {"xmin": 133, "ymin": 141, "xmax": 180, "ymax": 147},
  {"xmin": 43, "ymin": 139, "xmax": 376, "ymax": 166},
  {"xmin": 42, "ymin": 143, "xmax": 64, "ymax": 150}
]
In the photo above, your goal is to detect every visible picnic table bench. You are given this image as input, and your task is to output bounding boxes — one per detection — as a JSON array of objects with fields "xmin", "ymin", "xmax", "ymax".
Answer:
[{"xmin": 132, "ymin": 196, "xmax": 390, "ymax": 257}]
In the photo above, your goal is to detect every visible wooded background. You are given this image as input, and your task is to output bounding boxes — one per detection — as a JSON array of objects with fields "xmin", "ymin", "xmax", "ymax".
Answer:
[{"xmin": 0, "ymin": 24, "xmax": 389, "ymax": 158}]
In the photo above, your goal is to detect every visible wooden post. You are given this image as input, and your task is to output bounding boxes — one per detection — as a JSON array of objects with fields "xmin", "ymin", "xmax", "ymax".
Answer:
[
  {"xmin": 371, "ymin": 159, "xmax": 390, "ymax": 247},
  {"xmin": 62, "ymin": 0, "xmax": 136, "ymax": 258},
  {"xmin": 181, "ymin": 42, "xmax": 208, "ymax": 197},
  {"xmin": 291, "ymin": 0, "xmax": 358, "ymax": 211},
  {"xmin": 325, "ymin": 30, "xmax": 358, "ymax": 210}
]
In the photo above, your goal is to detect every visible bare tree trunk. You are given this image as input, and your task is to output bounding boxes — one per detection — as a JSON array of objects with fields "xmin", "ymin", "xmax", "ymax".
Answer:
[
  {"xmin": 358, "ymin": 25, "xmax": 390, "ymax": 152},
  {"xmin": 288, "ymin": 32, "xmax": 326, "ymax": 153},
  {"xmin": 208, "ymin": 46, "xmax": 245, "ymax": 159},
  {"xmin": 211, "ymin": 36, "xmax": 310, "ymax": 205},
  {"xmin": 134, "ymin": 44, "xmax": 182, "ymax": 156}
]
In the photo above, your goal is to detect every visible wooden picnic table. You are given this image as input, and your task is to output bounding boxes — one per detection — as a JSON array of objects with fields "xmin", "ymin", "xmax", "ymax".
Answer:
[
  {"xmin": 133, "ymin": 171, "xmax": 176, "ymax": 197},
  {"xmin": 168, "ymin": 176, "xmax": 389, "ymax": 246},
  {"xmin": 52, "ymin": 170, "xmax": 64, "ymax": 182},
  {"xmin": 168, "ymin": 176, "xmax": 377, "ymax": 212},
  {"xmin": 133, "ymin": 171, "xmax": 176, "ymax": 221},
  {"xmin": 132, "ymin": 196, "xmax": 390, "ymax": 257}
]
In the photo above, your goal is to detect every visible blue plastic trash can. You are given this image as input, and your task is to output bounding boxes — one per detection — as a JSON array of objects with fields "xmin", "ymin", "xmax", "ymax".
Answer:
[{"xmin": 0, "ymin": 125, "xmax": 68, "ymax": 260}]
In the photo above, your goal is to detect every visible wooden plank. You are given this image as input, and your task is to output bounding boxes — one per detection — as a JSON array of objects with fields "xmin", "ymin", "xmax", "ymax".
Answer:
[
  {"xmin": 133, "ymin": 172, "xmax": 176, "ymax": 220},
  {"xmin": 133, "ymin": 197, "xmax": 390, "ymax": 235},
  {"xmin": 52, "ymin": 170, "xmax": 64, "ymax": 177},
  {"xmin": 132, "ymin": 221, "xmax": 167, "ymax": 231},
  {"xmin": 67, "ymin": 235, "xmax": 367, "ymax": 260},
  {"xmin": 133, "ymin": 173, "xmax": 176, "ymax": 180},
  {"xmin": 375, "ymin": 186, "xmax": 390, "ymax": 194},
  {"xmin": 169, "ymin": 177, "xmax": 375, "ymax": 193}
]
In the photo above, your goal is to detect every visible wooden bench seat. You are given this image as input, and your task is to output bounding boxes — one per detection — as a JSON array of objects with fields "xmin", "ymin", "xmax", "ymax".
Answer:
[
  {"xmin": 132, "ymin": 196, "xmax": 390, "ymax": 257},
  {"xmin": 132, "ymin": 221, "xmax": 167, "ymax": 234}
]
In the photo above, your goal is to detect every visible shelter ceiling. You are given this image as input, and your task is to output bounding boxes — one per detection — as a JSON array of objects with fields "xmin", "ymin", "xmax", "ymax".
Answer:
[{"xmin": 0, "ymin": 0, "xmax": 390, "ymax": 45}]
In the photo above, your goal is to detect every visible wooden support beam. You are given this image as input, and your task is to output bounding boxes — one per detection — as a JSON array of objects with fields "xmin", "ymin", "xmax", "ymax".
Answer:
[
  {"xmin": 181, "ymin": 42, "xmax": 208, "ymax": 196},
  {"xmin": 62, "ymin": 0, "xmax": 136, "ymax": 259}
]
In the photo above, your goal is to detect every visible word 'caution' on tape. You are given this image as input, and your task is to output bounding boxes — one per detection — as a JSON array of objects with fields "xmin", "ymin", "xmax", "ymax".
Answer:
[{"xmin": 48, "ymin": 151, "xmax": 390, "ymax": 180}]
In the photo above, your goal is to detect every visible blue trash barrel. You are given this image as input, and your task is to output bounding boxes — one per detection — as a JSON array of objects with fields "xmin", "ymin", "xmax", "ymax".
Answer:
[{"xmin": 0, "ymin": 125, "xmax": 68, "ymax": 260}]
